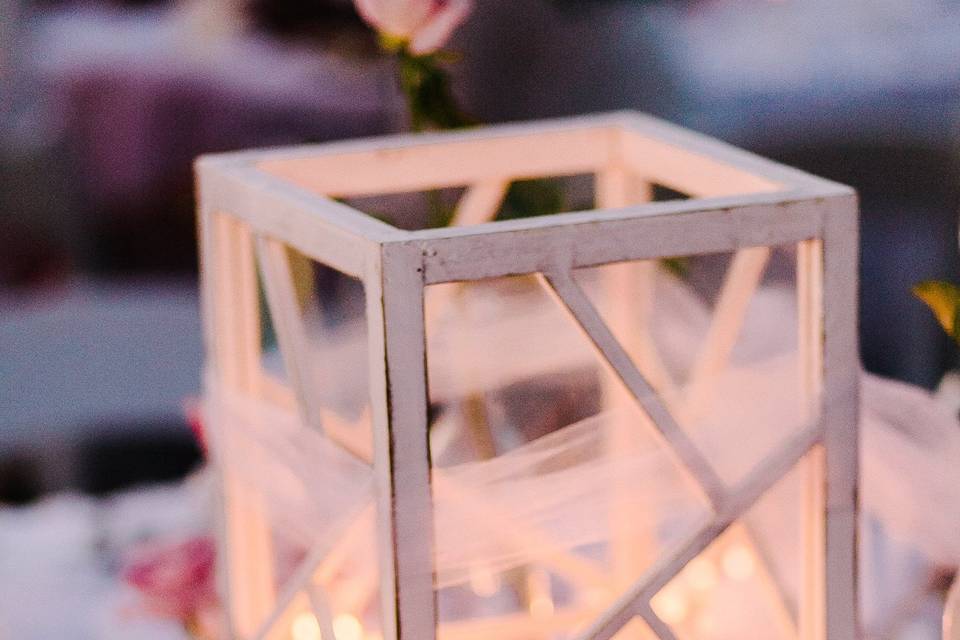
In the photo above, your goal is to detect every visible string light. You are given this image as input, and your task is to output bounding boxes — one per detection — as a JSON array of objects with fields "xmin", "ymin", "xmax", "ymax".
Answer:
[
  {"xmin": 333, "ymin": 614, "xmax": 364, "ymax": 640},
  {"xmin": 292, "ymin": 613, "xmax": 322, "ymax": 640},
  {"xmin": 721, "ymin": 544, "xmax": 756, "ymax": 581},
  {"xmin": 291, "ymin": 612, "xmax": 364, "ymax": 640},
  {"xmin": 468, "ymin": 566, "xmax": 501, "ymax": 597},
  {"xmin": 527, "ymin": 569, "xmax": 555, "ymax": 618},
  {"xmin": 529, "ymin": 594, "xmax": 555, "ymax": 618},
  {"xmin": 651, "ymin": 586, "xmax": 690, "ymax": 625}
]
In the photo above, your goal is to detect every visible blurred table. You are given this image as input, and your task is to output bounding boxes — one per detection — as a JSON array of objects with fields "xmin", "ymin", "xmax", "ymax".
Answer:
[
  {"xmin": 0, "ymin": 476, "xmax": 209, "ymax": 640},
  {"xmin": 0, "ymin": 279, "xmax": 203, "ymax": 495}
]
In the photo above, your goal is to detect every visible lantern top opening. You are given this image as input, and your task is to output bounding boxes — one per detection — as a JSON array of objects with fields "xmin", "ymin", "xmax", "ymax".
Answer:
[{"xmin": 196, "ymin": 111, "xmax": 854, "ymax": 282}]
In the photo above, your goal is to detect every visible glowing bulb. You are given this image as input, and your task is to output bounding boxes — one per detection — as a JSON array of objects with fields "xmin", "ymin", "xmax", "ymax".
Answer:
[
  {"xmin": 292, "ymin": 613, "xmax": 322, "ymax": 640},
  {"xmin": 529, "ymin": 594, "xmax": 555, "ymax": 618},
  {"xmin": 526, "ymin": 569, "xmax": 554, "ymax": 618},
  {"xmin": 721, "ymin": 545, "xmax": 756, "ymax": 581},
  {"xmin": 333, "ymin": 614, "xmax": 364, "ymax": 640},
  {"xmin": 685, "ymin": 557, "xmax": 718, "ymax": 592},
  {"xmin": 469, "ymin": 566, "xmax": 501, "ymax": 598},
  {"xmin": 651, "ymin": 588, "xmax": 689, "ymax": 625}
]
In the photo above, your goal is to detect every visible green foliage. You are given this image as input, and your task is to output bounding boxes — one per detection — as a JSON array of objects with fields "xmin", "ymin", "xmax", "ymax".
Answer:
[
  {"xmin": 388, "ymin": 44, "xmax": 687, "ymax": 279},
  {"xmin": 913, "ymin": 280, "xmax": 960, "ymax": 345},
  {"xmin": 426, "ymin": 190, "xmax": 457, "ymax": 228},
  {"xmin": 499, "ymin": 179, "xmax": 567, "ymax": 221},
  {"xmin": 396, "ymin": 51, "xmax": 475, "ymax": 132},
  {"xmin": 661, "ymin": 257, "xmax": 688, "ymax": 278},
  {"xmin": 423, "ymin": 179, "xmax": 567, "ymax": 229}
]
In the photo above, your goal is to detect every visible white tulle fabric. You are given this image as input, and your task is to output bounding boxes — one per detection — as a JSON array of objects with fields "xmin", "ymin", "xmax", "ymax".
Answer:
[{"xmin": 204, "ymin": 267, "xmax": 960, "ymax": 595}]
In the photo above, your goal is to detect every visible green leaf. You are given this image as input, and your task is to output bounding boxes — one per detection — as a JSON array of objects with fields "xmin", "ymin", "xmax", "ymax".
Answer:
[
  {"xmin": 913, "ymin": 280, "xmax": 960, "ymax": 345},
  {"xmin": 499, "ymin": 178, "xmax": 566, "ymax": 221},
  {"xmin": 396, "ymin": 51, "xmax": 475, "ymax": 132},
  {"xmin": 661, "ymin": 257, "xmax": 688, "ymax": 278}
]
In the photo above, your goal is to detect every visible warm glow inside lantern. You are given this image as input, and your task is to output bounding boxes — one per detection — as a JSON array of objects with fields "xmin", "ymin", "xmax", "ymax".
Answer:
[{"xmin": 196, "ymin": 112, "xmax": 859, "ymax": 640}]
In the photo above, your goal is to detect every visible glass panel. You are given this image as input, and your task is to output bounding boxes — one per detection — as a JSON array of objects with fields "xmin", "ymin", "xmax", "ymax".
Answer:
[
  {"xmin": 573, "ymin": 243, "xmax": 807, "ymax": 488},
  {"xmin": 424, "ymin": 272, "xmax": 709, "ymax": 639},
  {"xmin": 654, "ymin": 454, "xmax": 810, "ymax": 640},
  {"xmin": 258, "ymin": 247, "xmax": 372, "ymax": 461},
  {"xmin": 223, "ymin": 243, "xmax": 380, "ymax": 638}
]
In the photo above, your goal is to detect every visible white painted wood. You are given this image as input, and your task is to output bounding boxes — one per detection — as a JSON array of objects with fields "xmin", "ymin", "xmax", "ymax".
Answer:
[
  {"xmin": 683, "ymin": 246, "xmax": 771, "ymax": 421},
  {"xmin": 196, "ymin": 112, "xmax": 859, "ymax": 640},
  {"xmin": 819, "ymin": 195, "xmax": 860, "ymax": 640},
  {"xmin": 197, "ymin": 210, "xmax": 276, "ymax": 638},
  {"xmin": 450, "ymin": 180, "xmax": 511, "ymax": 227},
  {"xmin": 619, "ymin": 127, "xmax": 782, "ymax": 198},
  {"xmin": 595, "ymin": 164, "xmax": 667, "ymax": 604},
  {"xmin": 256, "ymin": 127, "xmax": 611, "ymax": 197},
  {"xmin": 367, "ymin": 242, "xmax": 437, "ymax": 640},
  {"xmin": 540, "ymin": 268, "xmax": 726, "ymax": 507},
  {"xmin": 206, "ymin": 110, "xmax": 845, "ymax": 197},
  {"xmin": 438, "ymin": 179, "xmax": 509, "ymax": 471},
  {"xmin": 250, "ymin": 501, "xmax": 369, "ymax": 640},
  {"xmin": 412, "ymin": 195, "xmax": 833, "ymax": 285},
  {"xmin": 196, "ymin": 161, "xmax": 394, "ymax": 279},
  {"xmin": 591, "ymin": 164, "xmax": 786, "ymax": 640},
  {"xmin": 255, "ymin": 235, "xmax": 327, "ymax": 437},
  {"xmin": 617, "ymin": 112, "xmax": 849, "ymax": 194},
  {"xmin": 570, "ymin": 422, "xmax": 823, "ymax": 640},
  {"xmin": 729, "ymin": 522, "xmax": 798, "ymax": 637},
  {"xmin": 307, "ymin": 584, "xmax": 338, "ymax": 640},
  {"xmin": 204, "ymin": 112, "xmax": 622, "ymax": 165},
  {"xmin": 593, "ymin": 166, "xmax": 673, "ymax": 399},
  {"xmin": 636, "ymin": 603, "xmax": 678, "ymax": 640},
  {"xmin": 798, "ymin": 238, "xmax": 827, "ymax": 640}
]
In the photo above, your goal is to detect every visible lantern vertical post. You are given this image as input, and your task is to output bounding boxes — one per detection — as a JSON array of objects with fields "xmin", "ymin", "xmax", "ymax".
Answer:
[
  {"xmin": 197, "ymin": 204, "xmax": 276, "ymax": 638},
  {"xmin": 366, "ymin": 241, "xmax": 437, "ymax": 640},
  {"xmin": 798, "ymin": 235, "xmax": 826, "ymax": 640},
  {"xmin": 595, "ymin": 142, "xmax": 659, "ymax": 597},
  {"xmin": 820, "ymin": 194, "xmax": 860, "ymax": 640}
]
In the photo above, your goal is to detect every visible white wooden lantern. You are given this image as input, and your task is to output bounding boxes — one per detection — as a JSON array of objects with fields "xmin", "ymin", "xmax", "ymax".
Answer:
[{"xmin": 197, "ymin": 112, "xmax": 859, "ymax": 640}]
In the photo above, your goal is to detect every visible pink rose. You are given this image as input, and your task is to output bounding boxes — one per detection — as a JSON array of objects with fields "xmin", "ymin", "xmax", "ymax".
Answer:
[
  {"xmin": 354, "ymin": 0, "xmax": 473, "ymax": 55},
  {"xmin": 123, "ymin": 536, "xmax": 218, "ymax": 623}
]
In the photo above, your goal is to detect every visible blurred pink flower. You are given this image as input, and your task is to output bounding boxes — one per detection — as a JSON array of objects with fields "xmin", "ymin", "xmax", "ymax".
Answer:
[
  {"xmin": 354, "ymin": 0, "xmax": 473, "ymax": 55},
  {"xmin": 123, "ymin": 536, "xmax": 217, "ymax": 623},
  {"xmin": 183, "ymin": 397, "xmax": 207, "ymax": 456}
]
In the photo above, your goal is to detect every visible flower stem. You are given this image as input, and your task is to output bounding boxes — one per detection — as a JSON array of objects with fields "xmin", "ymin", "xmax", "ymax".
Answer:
[
  {"xmin": 396, "ymin": 50, "xmax": 475, "ymax": 132},
  {"xmin": 391, "ymin": 47, "xmax": 567, "ymax": 228}
]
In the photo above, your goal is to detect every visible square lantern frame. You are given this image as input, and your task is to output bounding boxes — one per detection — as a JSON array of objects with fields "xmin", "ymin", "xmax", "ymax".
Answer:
[{"xmin": 196, "ymin": 112, "xmax": 859, "ymax": 640}]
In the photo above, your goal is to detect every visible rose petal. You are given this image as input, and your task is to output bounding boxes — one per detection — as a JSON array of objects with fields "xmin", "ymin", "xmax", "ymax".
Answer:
[
  {"xmin": 409, "ymin": 0, "xmax": 473, "ymax": 54},
  {"xmin": 354, "ymin": 0, "xmax": 390, "ymax": 32},
  {"xmin": 123, "ymin": 537, "xmax": 217, "ymax": 622},
  {"xmin": 355, "ymin": 0, "xmax": 436, "ymax": 40}
]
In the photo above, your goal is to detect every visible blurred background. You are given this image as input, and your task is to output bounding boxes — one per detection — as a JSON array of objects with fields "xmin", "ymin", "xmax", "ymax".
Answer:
[{"xmin": 1, "ymin": 0, "xmax": 959, "ymax": 637}]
